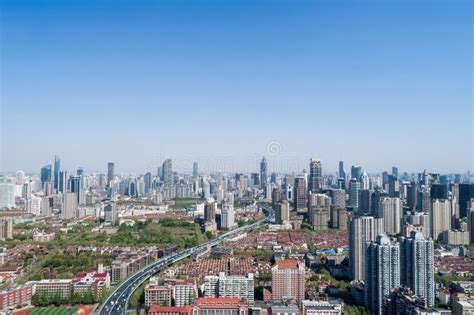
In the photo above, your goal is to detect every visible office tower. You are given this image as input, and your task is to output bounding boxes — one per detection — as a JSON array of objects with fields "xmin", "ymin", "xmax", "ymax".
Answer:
[
  {"xmin": 40, "ymin": 164, "xmax": 52, "ymax": 188},
  {"xmin": 62, "ymin": 192, "xmax": 78, "ymax": 219},
  {"xmin": 144, "ymin": 172, "xmax": 152, "ymax": 194},
  {"xmin": 271, "ymin": 188, "xmax": 282, "ymax": 210},
  {"xmin": 348, "ymin": 178, "xmax": 360, "ymax": 211},
  {"xmin": 275, "ymin": 201, "xmax": 290, "ymax": 224},
  {"xmin": 193, "ymin": 162, "xmax": 199, "ymax": 177},
  {"xmin": 43, "ymin": 181, "xmax": 53, "ymax": 196},
  {"xmin": 359, "ymin": 189, "xmax": 371, "ymax": 214},
  {"xmin": 15, "ymin": 171, "xmax": 24, "ymax": 185},
  {"xmin": 53, "ymin": 155, "xmax": 60, "ymax": 190},
  {"xmin": 0, "ymin": 183, "xmax": 15, "ymax": 209},
  {"xmin": 399, "ymin": 232, "xmax": 435, "ymax": 307},
  {"xmin": 392, "ymin": 166, "xmax": 398, "ymax": 178},
  {"xmin": 271, "ymin": 259, "xmax": 305, "ymax": 305},
  {"xmin": 260, "ymin": 157, "xmax": 268, "ymax": 191},
  {"xmin": 204, "ymin": 202, "xmax": 217, "ymax": 222},
  {"xmin": 250, "ymin": 173, "xmax": 260, "ymax": 188},
  {"xmin": 468, "ymin": 200, "xmax": 474, "ymax": 243},
  {"xmin": 349, "ymin": 216, "xmax": 384, "ymax": 281},
  {"xmin": 351, "ymin": 166, "xmax": 362, "ymax": 181},
  {"xmin": 459, "ymin": 184, "xmax": 474, "ymax": 218},
  {"xmin": 430, "ymin": 184, "xmax": 448, "ymax": 200},
  {"xmin": 418, "ymin": 187, "xmax": 431, "ymax": 213},
  {"xmin": 431, "ymin": 199, "xmax": 452, "ymax": 241},
  {"xmin": 309, "ymin": 158, "xmax": 323, "ymax": 192},
  {"xmin": 330, "ymin": 189, "xmax": 346, "ymax": 208},
  {"xmin": 68, "ymin": 176, "xmax": 82, "ymax": 204},
  {"xmin": 204, "ymin": 272, "xmax": 254, "ymax": 305},
  {"xmin": 360, "ymin": 172, "xmax": 370, "ymax": 190},
  {"xmin": 107, "ymin": 162, "xmax": 115, "ymax": 188},
  {"xmin": 0, "ymin": 218, "xmax": 13, "ymax": 241},
  {"xmin": 338, "ymin": 160, "xmax": 345, "ymax": 180},
  {"xmin": 162, "ymin": 159, "xmax": 173, "ymax": 185},
  {"xmin": 365, "ymin": 235, "xmax": 400, "ymax": 315},
  {"xmin": 76, "ymin": 167, "xmax": 84, "ymax": 189},
  {"xmin": 377, "ymin": 197, "xmax": 402, "ymax": 235},
  {"xmin": 58, "ymin": 171, "xmax": 68, "ymax": 193},
  {"xmin": 388, "ymin": 175, "xmax": 400, "ymax": 198},
  {"xmin": 406, "ymin": 184, "xmax": 418, "ymax": 210},
  {"xmin": 221, "ymin": 204, "xmax": 235, "ymax": 230},
  {"xmin": 104, "ymin": 202, "xmax": 116, "ymax": 224},
  {"xmin": 294, "ymin": 176, "xmax": 307, "ymax": 211}
]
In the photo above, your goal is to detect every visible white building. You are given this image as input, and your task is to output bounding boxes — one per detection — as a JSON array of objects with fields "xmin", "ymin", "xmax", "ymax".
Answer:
[
  {"xmin": 0, "ymin": 183, "xmax": 15, "ymax": 209},
  {"xmin": 221, "ymin": 204, "xmax": 235, "ymax": 230}
]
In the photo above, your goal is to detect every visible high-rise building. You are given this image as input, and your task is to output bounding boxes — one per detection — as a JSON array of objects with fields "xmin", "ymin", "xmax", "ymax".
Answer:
[
  {"xmin": 62, "ymin": 192, "xmax": 78, "ymax": 219},
  {"xmin": 40, "ymin": 164, "xmax": 52, "ymax": 188},
  {"xmin": 271, "ymin": 188, "xmax": 282, "ymax": 210},
  {"xmin": 53, "ymin": 155, "xmax": 60, "ymax": 191},
  {"xmin": 329, "ymin": 206, "xmax": 347, "ymax": 230},
  {"xmin": 107, "ymin": 162, "xmax": 115, "ymax": 188},
  {"xmin": 431, "ymin": 199, "xmax": 452, "ymax": 241},
  {"xmin": 338, "ymin": 160, "xmax": 345, "ymax": 180},
  {"xmin": 348, "ymin": 178, "xmax": 360, "ymax": 211},
  {"xmin": 406, "ymin": 184, "xmax": 418, "ymax": 210},
  {"xmin": 364, "ymin": 235, "xmax": 400, "ymax": 315},
  {"xmin": 349, "ymin": 216, "xmax": 384, "ymax": 281},
  {"xmin": 15, "ymin": 171, "xmax": 25, "ymax": 185},
  {"xmin": 330, "ymin": 189, "xmax": 346, "ymax": 209},
  {"xmin": 0, "ymin": 218, "xmax": 13, "ymax": 240},
  {"xmin": 360, "ymin": 172, "xmax": 370, "ymax": 190},
  {"xmin": 204, "ymin": 202, "xmax": 217, "ymax": 222},
  {"xmin": 104, "ymin": 202, "xmax": 116, "ymax": 224},
  {"xmin": 58, "ymin": 171, "xmax": 68, "ymax": 193},
  {"xmin": 294, "ymin": 176, "xmax": 307, "ymax": 211},
  {"xmin": 221, "ymin": 204, "xmax": 235, "ymax": 230},
  {"xmin": 377, "ymin": 197, "xmax": 402, "ymax": 235},
  {"xmin": 388, "ymin": 175, "xmax": 400, "ymax": 198},
  {"xmin": 68, "ymin": 176, "xmax": 82, "ymax": 204},
  {"xmin": 312, "ymin": 209, "xmax": 328, "ymax": 231},
  {"xmin": 162, "ymin": 159, "xmax": 173, "ymax": 185},
  {"xmin": 275, "ymin": 201, "xmax": 290, "ymax": 225},
  {"xmin": 392, "ymin": 166, "xmax": 398, "ymax": 178},
  {"xmin": 399, "ymin": 232, "xmax": 435, "ymax": 307},
  {"xmin": 260, "ymin": 157, "xmax": 268, "ymax": 191},
  {"xmin": 358, "ymin": 189, "xmax": 372, "ymax": 214},
  {"xmin": 0, "ymin": 183, "xmax": 15, "ymax": 209},
  {"xmin": 193, "ymin": 162, "xmax": 199, "ymax": 177},
  {"xmin": 143, "ymin": 172, "xmax": 152, "ymax": 194},
  {"xmin": 459, "ymin": 184, "xmax": 474, "ymax": 218},
  {"xmin": 309, "ymin": 158, "xmax": 322, "ymax": 192},
  {"xmin": 271, "ymin": 259, "xmax": 305, "ymax": 305}
]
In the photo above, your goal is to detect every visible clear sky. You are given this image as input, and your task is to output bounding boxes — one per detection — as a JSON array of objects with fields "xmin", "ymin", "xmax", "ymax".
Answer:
[{"xmin": 1, "ymin": 0, "xmax": 472, "ymax": 174}]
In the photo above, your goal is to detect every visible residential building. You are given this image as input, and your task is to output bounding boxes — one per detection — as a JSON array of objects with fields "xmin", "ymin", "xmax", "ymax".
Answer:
[{"xmin": 271, "ymin": 259, "xmax": 305, "ymax": 305}]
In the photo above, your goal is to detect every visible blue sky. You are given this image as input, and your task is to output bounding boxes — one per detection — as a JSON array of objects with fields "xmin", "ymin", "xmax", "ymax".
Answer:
[{"xmin": 1, "ymin": 0, "xmax": 472, "ymax": 174}]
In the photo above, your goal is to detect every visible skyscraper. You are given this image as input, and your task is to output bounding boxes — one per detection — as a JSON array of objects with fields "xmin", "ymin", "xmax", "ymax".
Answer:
[
  {"xmin": 365, "ymin": 235, "xmax": 400, "ymax": 315},
  {"xmin": 58, "ymin": 171, "xmax": 68, "ymax": 193},
  {"xmin": 349, "ymin": 216, "xmax": 384, "ymax": 281},
  {"xmin": 40, "ymin": 164, "xmax": 52, "ymax": 188},
  {"xmin": 431, "ymin": 199, "xmax": 452, "ymax": 241},
  {"xmin": 221, "ymin": 203, "xmax": 235, "ymax": 230},
  {"xmin": 294, "ymin": 176, "xmax": 307, "ymax": 211},
  {"xmin": 53, "ymin": 155, "xmax": 60, "ymax": 191},
  {"xmin": 144, "ymin": 172, "xmax": 152, "ymax": 194},
  {"xmin": 204, "ymin": 201, "xmax": 216, "ymax": 222},
  {"xmin": 193, "ymin": 162, "xmax": 199, "ymax": 177},
  {"xmin": 392, "ymin": 166, "xmax": 399, "ymax": 178},
  {"xmin": 309, "ymin": 158, "xmax": 323, "ymax": 192},
  {"xmin": 62, "ymin": 192, "xmax": 78, "ymax": 219},
  {"xmin": 377, "ymin": 197, "xmax": 402, "ymax": 235},
  {"xmin": 162, "ymin": 159, "xmax": 173, "ymax": 185},
  {"xmin": 459, "ymin": 184, "xmax": 474, "ymax": 217},
  {"xmin": 338, "ymin": 160, "xmax": 345, "ymax": 180},
  {"xmin": 107, "ymin": 162, "xmax": 115, "ymax": 188},
  {"xmin": 275, "ymin": 201, "xmax": 290, "ymax": 224},
  {"xmin": 260, "ymin": 157, "xmax": 268, "ymax": 191},
  {"xmin": 348, "ymin": 178, "xmax": 360, "ymax": 211},
  {"xmin": 400, "ymin": 232, "xmax": 435, "ymax": 307},
  {"xmin": 0, "ymin": 183, "xmax": 15, "ymax": 209}
]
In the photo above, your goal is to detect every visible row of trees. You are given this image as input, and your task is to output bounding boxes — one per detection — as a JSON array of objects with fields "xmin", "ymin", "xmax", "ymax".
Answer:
[{"xmin": 32, "ymin": 290, "xmax": 97, "ymax": 307}]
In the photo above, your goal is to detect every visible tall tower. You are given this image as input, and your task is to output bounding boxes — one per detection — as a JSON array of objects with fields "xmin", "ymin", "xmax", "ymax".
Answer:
[
  {"xmin": 193, "ymin": 162, "xmax": 199, "ymax": 177},
  {"xmin": 53, "ymin": 155, "xmax": 60, "ymax": 191},
  {"xmin": 294, "ymin": 176, "xmax": 307, "ymax": 211},
  {"xmin": 365, "ymin": 235, "xmax": 400, "ymax": 315},
  {"xmin": 377, "ymin": 197, "xmax": 402, "ymax": 235},
  {"xmin": 400, "ymin": 232, "xmax": 435, "ymax": 307},
  {"xmin": 309, "ymin": 158, "xmax": 323, "ymax": 192},
  {"xmin": 338, "ymin": 160, "xmax": 345, "ymax": 180},
  {"xmin": 260, "ymin": 157, "xmax": 268, "ymax": 191},
  {"xmin": 431, "ymin": 199, "xmax": 452, "ymax": 241},
  {"xmin": 349, "ymin": 216, "xmax": 384, "ymax": 281},
  {"xmin": 162, "ymin": 159, "xmax": 173, "ymax": 185},
  {"xmin": 40, "ymin": 164, "xmax": 52, "ymax": 189},
  {"xmin": 107, "ymin": 162, "xmax": 115, "ymax": 188},
  {"xmin": 348, "ymin": 178, "xmax": 360, "ymax": 212}
]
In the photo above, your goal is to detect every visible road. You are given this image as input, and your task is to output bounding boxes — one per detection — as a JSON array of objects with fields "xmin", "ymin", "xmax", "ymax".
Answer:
[{"xmin": 96, "ymin": 204, "xmax": 274, "ymax": 315}]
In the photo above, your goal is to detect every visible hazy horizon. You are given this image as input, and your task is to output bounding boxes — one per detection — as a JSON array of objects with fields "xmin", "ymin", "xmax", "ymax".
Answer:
[{"xmin": 1, "ymin": 0, "xmax": 472, "ymax": 174}]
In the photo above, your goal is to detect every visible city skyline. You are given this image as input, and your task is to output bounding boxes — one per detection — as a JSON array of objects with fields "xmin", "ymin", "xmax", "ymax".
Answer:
[{"xmin": 1, "ymin": 0, "xmax": 472, "ymax": 173}]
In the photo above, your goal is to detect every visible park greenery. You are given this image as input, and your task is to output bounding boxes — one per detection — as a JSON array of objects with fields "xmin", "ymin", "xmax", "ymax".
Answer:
[{"xmin": 32, "ymin": 290, "xmax": 97, "ymax": 306}]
